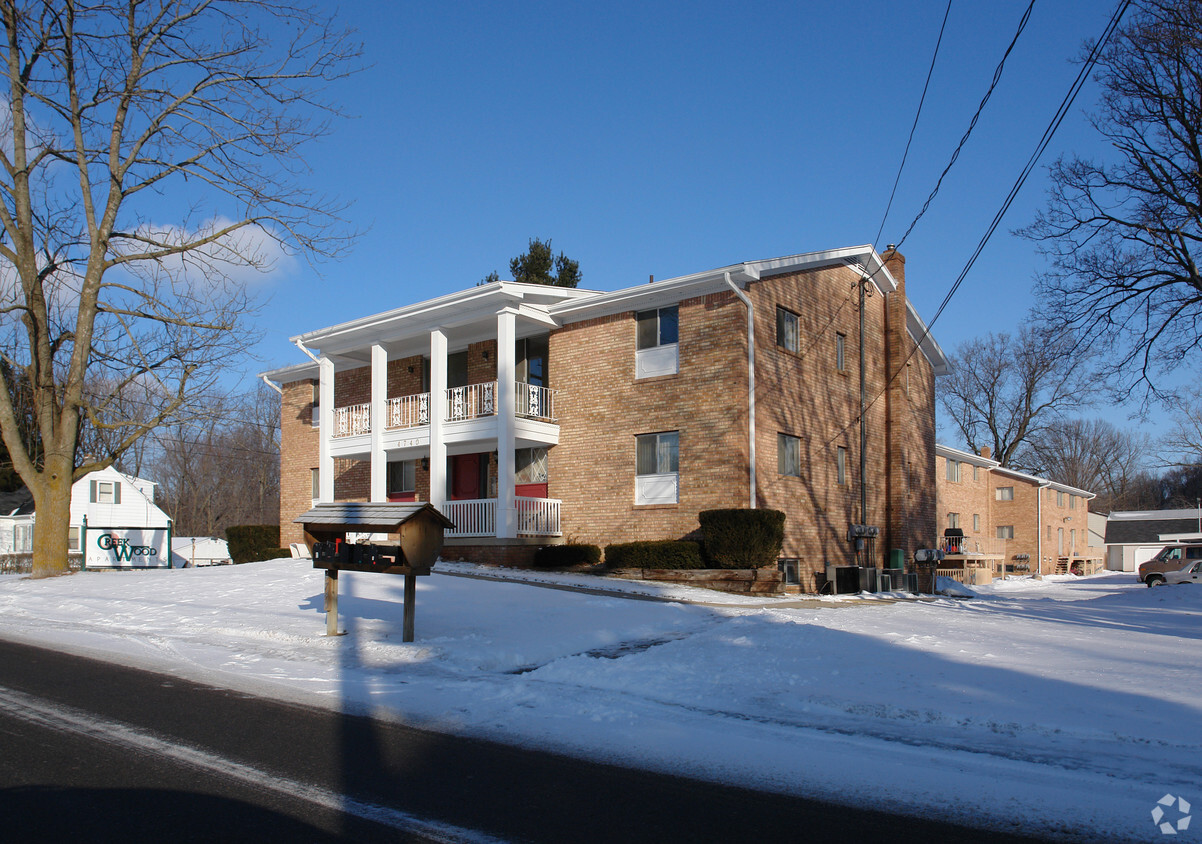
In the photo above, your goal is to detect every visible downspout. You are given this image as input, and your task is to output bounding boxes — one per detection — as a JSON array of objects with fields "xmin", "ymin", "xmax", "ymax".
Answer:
[
  {"xmin": 294, "ymin": 338, "xmax": 320, "ymax": 364},
  {"xmin": 259, "ymin": 374, "xmax": 282, "ymax": 395},
  {"xmin": 859, "ymin": 278, "xmax": 867, "ymax": 526},
  {"xmin": 1037, "ymin": 481, "xmax": 1051, "ymax": 578},
  {"xmin": 724, "ymin": 272, "xmax": 756, "ymax": 508}
]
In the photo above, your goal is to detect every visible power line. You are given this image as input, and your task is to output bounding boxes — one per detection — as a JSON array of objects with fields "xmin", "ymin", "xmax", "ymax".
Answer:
[
  {"xmin": 873, "ymin": 0, "xmax": 953, "ymax": 249},
  {"xmin": 831, "ymin": 0, "xmax": 1134, "ymax": 451},
  {"xmin": 886, "ymin": 0, "xmax": 1036, "ymax": 257}
]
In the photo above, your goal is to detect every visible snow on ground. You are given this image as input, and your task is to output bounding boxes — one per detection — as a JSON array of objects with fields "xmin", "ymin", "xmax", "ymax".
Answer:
[{"xmin": 0, "ymin": 561, "xmax": 1198, "ymax": 842}]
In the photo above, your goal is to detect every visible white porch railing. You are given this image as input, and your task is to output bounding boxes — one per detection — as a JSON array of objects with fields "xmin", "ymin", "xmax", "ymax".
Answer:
[
  {"xmin": 446, "ymin": 382, "xmax": 496, "ymax": 421},
  {"xmin": 516, "ymin": 496, "xmax": 561, "ymax": 536},
  {"xmin": 387, "ymin": 392, "xmax": 429, "ymax": 429},
  {"xmin": 515, "ymin": 381, "xmax": 556, "ymax": 422},
  {"xmin": 443, "ymin": 498, "xmax": 497, "ymax": 538},
  {"xmin": 443, "ymin": 496, "xmax": 562, "ymax": 538},
  {"xmin": 333, "ymin": 402, "xmax": 371, "ymax": 438}
]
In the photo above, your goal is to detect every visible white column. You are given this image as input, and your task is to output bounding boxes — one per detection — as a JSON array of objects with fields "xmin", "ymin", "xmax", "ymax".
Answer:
[
  {"xmin": 428, "ymin": 329, "xmax": 448, "ymax": 514},
  {"xmin": 370, "ymin": 344, "xmax": 387, "ymax": 503},
  {"xmin": 496, "ymin": 309, "xmax": 517, "ymax": 539},
  {"xmin": 318, "ymin": 357, "xmax": 335, "ymax": 503}
]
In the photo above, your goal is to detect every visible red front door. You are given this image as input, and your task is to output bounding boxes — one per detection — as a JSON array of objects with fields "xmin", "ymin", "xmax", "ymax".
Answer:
[{"xmin": 450, "ymin": 454, "xmax": 481, "ymax": 500}]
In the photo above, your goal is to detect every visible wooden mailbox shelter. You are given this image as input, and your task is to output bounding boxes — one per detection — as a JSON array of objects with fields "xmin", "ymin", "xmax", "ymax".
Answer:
[{"xmin": 295, "ymin": 502, "xmax": 454, "ymax": 641}]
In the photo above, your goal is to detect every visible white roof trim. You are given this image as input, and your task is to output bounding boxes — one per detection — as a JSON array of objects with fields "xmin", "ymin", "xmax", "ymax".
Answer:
[
  {"xmin": 936, "ymin": 443, "xmax": 999, "ymax": 468},
  {"xmin": 991, "ymin": 465, "xmax": 1095, "ymax": 499}
]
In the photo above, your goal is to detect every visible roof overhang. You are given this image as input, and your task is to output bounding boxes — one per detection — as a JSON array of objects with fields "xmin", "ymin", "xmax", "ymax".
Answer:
[{"xmin": 295, "ymin": 502, "xmax": 455, "ymax": 532}]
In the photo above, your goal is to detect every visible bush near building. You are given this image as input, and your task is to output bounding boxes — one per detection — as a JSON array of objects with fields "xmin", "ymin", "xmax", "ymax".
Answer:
[{"xmin": 698, "ymin": 509, "xmax": 785, "ymax": 568}]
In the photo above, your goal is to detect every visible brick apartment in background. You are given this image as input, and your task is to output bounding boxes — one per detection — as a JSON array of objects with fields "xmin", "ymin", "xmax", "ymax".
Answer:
[
  {"xmin": 935, "ymin": 443, "xmax": 1102, "ymax": 577},
  {"xmin": 263, "ymin": 245, "xmax": 948, "ymax": 592}
]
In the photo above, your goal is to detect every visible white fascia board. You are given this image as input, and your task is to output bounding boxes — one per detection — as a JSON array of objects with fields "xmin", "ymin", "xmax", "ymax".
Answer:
[
  {"xmin": 549, "ymin": 264, "xmax": 757, "ymax": 321},
  {"xmin": 547, "ymin": 245, "xmax": 888, "ymax": 323},
  {"xmin": 260, "ymin": 361, "xmax": 320, "ymax": 384},
  {"xmin": 1109, "ymin": 508, "xmax": 1202, "ymax": 521},
  {"xmin": 935, "ymin": 443, "xmax": 999, "ymax": 468},
  {"xmin": 991, "ymin": 465, "xmax": 1095, "ymax": 499},
  {"xmin": 290, "ymin": 282, "xmax": 591, "ymax": 356},
  {"xmin": 906, "ymin": 300, "xmax": 950, "ymax": 376}
]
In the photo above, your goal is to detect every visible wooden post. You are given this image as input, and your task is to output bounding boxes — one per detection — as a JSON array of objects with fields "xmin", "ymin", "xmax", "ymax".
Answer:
[
  {"xmin": 324, "ymin": 568, "xmax": 343, "ymax": 636},
  {"xmin": 403, "ymin": 571, "xmax": 416, "ymax": 643}
]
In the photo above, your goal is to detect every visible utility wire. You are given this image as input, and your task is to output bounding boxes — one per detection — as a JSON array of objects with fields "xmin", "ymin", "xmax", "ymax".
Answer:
[
  {"xmin": 873, "ymin": 0, "xmax": 953, "ymax": 249},
  {"xmin": 887, "ymin": 0, "xmax": 1036, "ymax": 257},
  {"xmin": 832, "ymin": 0, "xmax": 1134, "ymax": 451}
]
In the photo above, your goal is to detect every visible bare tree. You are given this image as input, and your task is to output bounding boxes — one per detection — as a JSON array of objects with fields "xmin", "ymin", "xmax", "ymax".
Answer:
[
  {"xmin": 937, "ymin": 326, "xmax": 1098, "ymax": 467},
  {"xmin": 1020, "ymin": 417, "xmax": 1152, "ymax": 510},
  {"xmin": 1160, "ymin": 388, "xmax": 1202, "ymax": 467},
  {"xmin": 154, "ymin": 383, "xmax": 279, "ymax": 537},
  {"xmin": 1021, "ymin": 0, "xmax": 1202, "ymax": 400},
  {"xmin": 0, "ymin": 2, "xmax": 357, "ymax": 576}
]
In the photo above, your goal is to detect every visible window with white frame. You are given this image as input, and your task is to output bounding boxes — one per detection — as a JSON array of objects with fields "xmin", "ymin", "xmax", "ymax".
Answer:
[
  {"xmin": 946, "ymin": 459, "xmax": 961, "ymax": 482},
  {"xmin": 90, "ymin": 479, "xmax": 120, "ymax": 504},
  {"xmin": 947, "ymin": 512, "xmax": 960, "ymax": 529},
  {"xmin": 777, "ymin": 433, "xmax": 800, "ymax": 478},
  {"xmin": 837, "ymin": 446, "xmax": 848, "ymax": 485},
  {"xmin": 996, "ymin": 486, "xmax": 1015, "ymax": 501},
  {"xmin": 997, "ymin": 525, "xmax": 1015, "ymax": 540},
  {"xmin": 973, "ymin": 513, "xmax": 980, "ymax": 532},
  {"xmin": 635, "ymin": 431, "xmax": 679, "ymax": 505},
  {"xmin": 776, "ymin": 307, "xmax": 799, "ymax": 353},
  {"xmin": 635, "ymin": 307, "xmax": 679, "ymax": 378},
  {"xmin": 836, "ymin": 332, "xmax": 847, "ymax": 371}
]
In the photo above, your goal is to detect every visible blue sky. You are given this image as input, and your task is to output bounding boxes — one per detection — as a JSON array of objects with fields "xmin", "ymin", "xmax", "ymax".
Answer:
[{"xmin": 252, "ymin": 1, "xmax": 1130, "ymax": 433}]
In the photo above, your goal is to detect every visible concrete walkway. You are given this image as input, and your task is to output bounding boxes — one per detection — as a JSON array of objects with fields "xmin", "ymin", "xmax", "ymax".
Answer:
[{"xmin": 435, "ymin": 568, "xmax": 937, "ymax": 608}]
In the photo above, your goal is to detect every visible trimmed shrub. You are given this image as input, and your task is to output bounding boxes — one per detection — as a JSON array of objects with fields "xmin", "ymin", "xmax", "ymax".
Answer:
[
  {"xmin": 605, "ymin": 540, "xmax": 705, "ymax": 570},
  {"xmin": 698, "ymin": 509, "xmax": 785, "ymax": 569},
  {"xmin": 533, "ymin": 543, "xmax": 602, "ymax": 569},
  {"xmin": 226, "ymin": 525, "xmax": 282, "ymax": 564}
]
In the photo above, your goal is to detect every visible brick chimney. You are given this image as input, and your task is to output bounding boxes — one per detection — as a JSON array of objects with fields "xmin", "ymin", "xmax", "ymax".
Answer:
[
  {"xmin": 980, "ymin": 446, "xmax": 991, "ymax": 459},
  {"xmin": 881, "ymin": 244, "xmax": 905, "ymax": 292}
]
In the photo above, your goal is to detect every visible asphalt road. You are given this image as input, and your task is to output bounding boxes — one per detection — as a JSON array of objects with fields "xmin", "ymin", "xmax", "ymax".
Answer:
[{"xmin": 0, "ymin": 638, "xmax": 1048, "ymax": 843}]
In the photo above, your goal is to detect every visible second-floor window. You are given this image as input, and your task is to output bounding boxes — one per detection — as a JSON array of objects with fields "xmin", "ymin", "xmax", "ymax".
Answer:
[
  {"xmin": 778, "ymin": 433, "xmax": 800, "ymax": 477},
  {"xmin": 90, "ymin": 480, "xmax": 120, "ymax": 504},
  {"xmin": 836, "ymin": 332, "xmax": 846, "ymax": 371},
  {"xmin": 997, "ymin": 525, "xmax": 1015, "ymax": 540},
  {"xmin": 776, "ymin": 307, "xmax": 799, "ymax": 353},
  {"xmin": 947, "ymin": 512, "xmax": 960, "ymax": 529},
  {"xmin": 635, "ymin": 307, "xmax": 678, "ymax": 378},
  {"xmin": 311, "ymin": 382, "xmax": 320, "ymax": 427},
  {"xmin": 837, "ymin": 446, "xmax": 848, "ymax": 485},
  {"xmin": 946, "ymin": 459, "xmax": 961, "ymax": 482},
  {"xmin": 996, "ymin": 486, "xmax": 1015, "ymax": 501}
]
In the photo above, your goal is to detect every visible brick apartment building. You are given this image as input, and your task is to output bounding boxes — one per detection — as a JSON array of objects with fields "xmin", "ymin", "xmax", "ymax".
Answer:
[
  {"xmin": 935, "ymin": 443, "xmax": 1101, "ymax": 575},
  {"xmin": 264, "ymin": 245, "xmax": 948, "ymax": 592}
]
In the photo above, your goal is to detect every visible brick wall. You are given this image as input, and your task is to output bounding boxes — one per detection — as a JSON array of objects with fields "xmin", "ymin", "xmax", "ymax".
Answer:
[
  {"xmin": 548, "ymin": 292, "xmax": 748, "ymax": 546},
  {"xmin": 279, "ymin": 377, "xmax": 319, "ymax": 546},
  {"xmin": 549, "ymin": 264, "xmax": 937, "ymax": 592}
]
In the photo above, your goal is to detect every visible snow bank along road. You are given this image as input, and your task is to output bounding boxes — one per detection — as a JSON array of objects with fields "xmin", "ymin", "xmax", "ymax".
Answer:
[{"xmin": 0, "ymin": 561, "xmax": 1196, "ymax": 842}]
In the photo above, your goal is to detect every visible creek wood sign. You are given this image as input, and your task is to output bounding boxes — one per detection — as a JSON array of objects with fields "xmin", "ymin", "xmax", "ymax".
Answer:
[
  {"xmin": 294, "ymin": 502, "xmax": 454, "ymax": 642},
  {"xmin": 84, "ymin": 523, "xmax": 172, "ymax": 569}
]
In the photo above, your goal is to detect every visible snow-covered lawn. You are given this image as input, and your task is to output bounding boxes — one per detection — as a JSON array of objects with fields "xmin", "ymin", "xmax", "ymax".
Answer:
[{"xmin": 0, "ymin": 560, "xmax": 1197, "ymax": 842}]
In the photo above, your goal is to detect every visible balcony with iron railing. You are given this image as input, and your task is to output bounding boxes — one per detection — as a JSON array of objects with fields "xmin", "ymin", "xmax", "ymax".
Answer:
[{"xmin": 330, "ymin": 381, "xmax": 558, "ymax": 439}]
